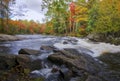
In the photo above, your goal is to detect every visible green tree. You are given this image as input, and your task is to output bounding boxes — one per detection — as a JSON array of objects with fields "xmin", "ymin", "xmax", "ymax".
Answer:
[
  {"xmin": 87, "ymin": 0, "xmax": 99, "ymax": 32},
  {"xmin": 94, "ymin": 0, "xmax": 120, "ymax": 37},
  {"xmin": 42, "ymin": 0, "xmax": 72, "ymax": 34}
]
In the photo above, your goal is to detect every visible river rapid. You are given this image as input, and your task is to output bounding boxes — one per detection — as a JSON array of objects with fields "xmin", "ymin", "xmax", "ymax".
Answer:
[
  {"xmin": 0, "ymin": 35, "xmax": 120, "ymax": 81},
  {"xmin": 0, "ymin": 35, "xmax": 120, "ymax": 56}
]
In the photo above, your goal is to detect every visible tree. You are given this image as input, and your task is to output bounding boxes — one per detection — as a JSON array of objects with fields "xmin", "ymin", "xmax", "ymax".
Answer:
[
  {"xmin": 87, "ymin": 0, "xmax": 99, "ymax": 32},
  {"xmin": 42, "ymin": 0, "xmax": 72, "ymax": 34},
  {"xmin": 0, "ymin": 0, "xmax": 13, "ymax": 33},
  {"xmin": 94, "ymin": 0, "xmax": 120, "ymax": 37}
]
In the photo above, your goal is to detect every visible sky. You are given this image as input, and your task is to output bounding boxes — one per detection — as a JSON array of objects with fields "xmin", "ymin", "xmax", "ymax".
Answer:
[
  {"xmin": 9, "ymin": 0, "xmax": 90, "ymax": 23},
  {"xmin": 10, "ymin": 0, "xmax": 46, "ymax": 23}
]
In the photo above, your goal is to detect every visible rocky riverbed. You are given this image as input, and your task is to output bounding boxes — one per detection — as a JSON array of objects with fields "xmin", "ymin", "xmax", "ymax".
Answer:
[{"xmin": 0, "ymin": 35, "xmax": 120, "ymax": 81}]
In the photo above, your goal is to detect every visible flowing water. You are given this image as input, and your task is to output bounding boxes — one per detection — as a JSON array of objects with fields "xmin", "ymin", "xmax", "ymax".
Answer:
[{"xmin": 0, "ymin": 35, "xmax": 120, "ymax": 81}]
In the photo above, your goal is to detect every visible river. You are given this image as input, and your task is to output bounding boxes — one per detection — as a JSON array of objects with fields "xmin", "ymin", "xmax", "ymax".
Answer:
[
  {"xmin": 0, "ymin": 35, "xmax": 120, "ymax": 81},
  {"xmin": 0, "ymin": 35, "xmax": 120, "ymax": 57}
]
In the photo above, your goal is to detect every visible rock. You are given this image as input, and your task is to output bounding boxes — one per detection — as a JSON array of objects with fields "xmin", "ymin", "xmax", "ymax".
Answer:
[
  {"xmin": 30, "ymin": 59, "xmax": 42, "ymax": 70},
  {"xmin": 63, "ymin": 41, "xmax": 69, "ymax": 44},
  {"xmin": 51, "ymin": 67, "xmax": 59, "ymax": 73},
  {"xmin": 87, "ymin": 33, "xmax": 120, "ymax": 45},
  {"xmin": 59, "ymin": 68, "xmax": 73, "ymax": 81},
  {"xmin": 40, "ymin": 45, "xmax": 56, "ymax": 52},
  {"xmin": 0, "ymin": 54, "xmax": 42, "ymax": 72},
  {"xmin": 98, "ymin": 71, "xmax": 120, "ymax": 81},
  {"xmin": 0, "ymin": 34, "xmax": 22, "ymax": 41},
  {"xmin": 87, "ymin": 33, "xmax": 104, "ymax": 42},
  {"xmin": 48, "ymin": 49, "xmax": 102, "ymax": 75},
  {"xmin": 64, "ymin": 38, "xmax": 78, "ymax": 43},
  {"xmin": 71, "ymin": 67, "xmax": 88, "ymax": 78},
  {"xmin": 86, "ymin": 75, "xmax": 102, "ymax": 81},
  {"xmin": 0, "ymin": 54, "xmax": 17, "ymax": 70},
  {"xmin": 18, "ymin": 48, "xmax": 40, "ymax": 55},
  {"xmin": 16, "ymin": 55, "xmax": 42, "ymax": 70},
  {"xmin": 98, "ymin": 52, "xmax": 120, "ymax": 71},
  {"xmin": 97, "ymin": 52, "xmax": 120, "ymax": 81}
]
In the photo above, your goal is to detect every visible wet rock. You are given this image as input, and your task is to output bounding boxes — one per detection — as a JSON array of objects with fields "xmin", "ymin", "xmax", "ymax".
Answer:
[
  {"xmin": 72, "ymin": 67, "xmax": 88, "ymax": 77},
  {"xmin": 87, "ymin": 33, "xmax": 104, "ymax": 42},
  {"xmin": 86, "ymin": 75, "xmax": 102, "ymax": 81},
  {"xmin": 64, "ymin": 38, "xmax": 78, "ymax": 44},
  {"xmin": 18, "ymin": 48, "xmax": 40, "ymax": 55},
  {"xmin": 0, "ymin": 34, "xmax": 22, "ymax": 41},
  {"xmin": 70, "ymin": 76, "xmax": 88, "ymax": 81},
  {"xmin": 0, "ymin": 54, "xmax": 16, "ymax": 70},
  {"xmin": 63, "ymin": 41, "xmax": 69, "ymax": 44},
  {"xmin": 46, "ymin": 73, "xmax": 60, "ymax": 81},
  {"xmin": 87, "ymin": 33, "xmax": 120, "ymax": 45},
  {"xmin": 16, "ymin": 55, "xmax": 42, "ymax": 70},
  {"xmin": 98, "ymin": 71, "xmax": 120, "ymax": 81},
  {"xmin": 0, "ymin": 54, "xmax": 42, "ymax": 73},
  {"xmin": 48, "ymin": 49, "xmax": 102, "ymax": 75},
  {"xmin": 98, "ymin": 52, "xmax": 120, "ymax": 71},
  {"xmin": 51, "ymin": 67, "xmax": 59, "ymax": 73},
  {"xmin": 59, "ymin": 68, "xmax": 73, "ymax": 81},
  {"xmin": 40, "ymin": 45, "xmax": 56, "ymax": 52},
  {"xmin": 30, "ymin": 59, "xmax": 42, "ymax": 70}
]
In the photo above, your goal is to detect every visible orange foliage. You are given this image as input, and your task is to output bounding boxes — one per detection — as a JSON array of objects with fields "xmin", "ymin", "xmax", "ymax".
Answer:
[{"xmin": 0, "ymin": 19, "xmax": 43, "ymax": 34}]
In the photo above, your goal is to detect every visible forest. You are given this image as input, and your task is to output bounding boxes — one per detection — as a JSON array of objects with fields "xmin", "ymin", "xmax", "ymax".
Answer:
[{"xmin": 0, "ymin": 0, "xmax": 120, "ymax": 43}]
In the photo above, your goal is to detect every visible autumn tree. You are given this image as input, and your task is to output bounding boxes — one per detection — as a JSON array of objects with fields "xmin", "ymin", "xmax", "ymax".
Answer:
[
  {"xmin": 93, "ymin": 0, "xmax": 120, "ymax": 38},
  {"xmin": 42, "ymin": 0, "xmax": 72, "ymax": 34},
  {"xmin": 0, "ymin": 0, "xmax": 14, "ymax": 33}
]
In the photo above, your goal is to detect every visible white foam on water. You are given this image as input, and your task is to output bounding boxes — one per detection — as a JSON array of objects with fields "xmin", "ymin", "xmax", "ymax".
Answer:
[
  {"xmin": 31, "ymin": 68, "xmax": 52, "ymax": 78},
  {"xmin": 54, "ymin": 37, "xmax": 120, "ymax": 57}
]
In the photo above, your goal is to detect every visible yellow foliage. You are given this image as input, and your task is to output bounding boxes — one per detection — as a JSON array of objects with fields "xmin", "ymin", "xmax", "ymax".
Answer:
[{"xmin": 74, "ymin": 5, "xmax": 88, "ymax": 22}]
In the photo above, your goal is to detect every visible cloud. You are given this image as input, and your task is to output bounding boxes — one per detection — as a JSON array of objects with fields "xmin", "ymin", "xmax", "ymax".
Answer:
[
  {"xmin": 25, "ymin": 0, "xmax": 42, "ymax": 12},
  {"xmin": 10, "ymin": 0, "xmax": 46, "ymax": 23}
]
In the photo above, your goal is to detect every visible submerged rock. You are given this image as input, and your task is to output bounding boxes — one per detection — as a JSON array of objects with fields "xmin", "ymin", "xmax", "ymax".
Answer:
[
  {"xmin": 48, "ymin": 49, "xmax": 102, "ymax": 75},
  {"xmin": 18, "ymin": 48, "xmax": 40, "ymax": 55},
  {"xmin": 40, "ymin": 45, "xmax": 56, "ymax": 53}
]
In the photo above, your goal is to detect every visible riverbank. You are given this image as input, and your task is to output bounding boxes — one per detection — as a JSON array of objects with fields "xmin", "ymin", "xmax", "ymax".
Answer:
[
  {"xmin": 87, "ymin": 33, "xmax": 120, "ymax": 45},
  {"xmin": 0, "ymin": 34, "xmax": 23, "ymax": 41}
]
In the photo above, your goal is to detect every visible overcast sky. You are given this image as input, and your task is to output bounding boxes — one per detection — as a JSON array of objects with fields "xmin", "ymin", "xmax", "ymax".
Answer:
[{"xmin": 10, "ymin": 0, "xmax": 46, "ymax": 23}]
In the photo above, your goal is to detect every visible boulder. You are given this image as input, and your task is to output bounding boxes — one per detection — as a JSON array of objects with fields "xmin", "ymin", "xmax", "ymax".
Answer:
[
  {"xmin": 18, "ymin": 48, "xmax": 40, "ymax": 55},
  {"xmin": 59, "ymin": 68, "xmax": 73, "ymax": 81},
  {"xmin": 16, "ymin": 54, "xmax": 42, "ymax": 70},
  {"xmin": 0, "ymin": 54, "xmax": 16, "ymax": 70},
  {"xmin": 0, "ymin": 54, "xmax": 42, "ymax": 72},
  {"xmin": 98, "ymin": 71, "xmax": 120, "ymax": 81},
  {"xmin": 98, "ymin": 52, "xmax": 120, "ymax": 71},
  {"xmin": 63, "ymin": 38, "xmax": 78, "ymax": 44},
  {"xmin": 40, "ymin": 45, "xmax": 56, "ymax": 52},
  {"xmin": 86, "ymin": 75, "xmax": 102, "ymax": 81},
  {"xmin": 48, "ymin": 49, "xmax": 102, "ymax": 75},
  {"xmin": 30, "ymin": 59, "xmax": 42, "ymax": 70},
  {"xmin": 87, "ymin": 33, "xmax": 104, "ymax": 42},
  {"xmin": 87, "ymin": 33, "xmax": 120, "ymax": 45},
  {"xmin": 0, "ymin": 34, "xmax": 22, "ymax": 41}
]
